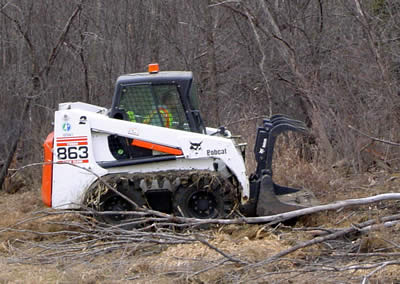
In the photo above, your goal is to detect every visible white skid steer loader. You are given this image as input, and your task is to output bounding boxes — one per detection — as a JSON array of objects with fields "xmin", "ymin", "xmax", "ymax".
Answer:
[{"xmin": 41, "ymin": 63, "xmax": 317, "ymax": 224}]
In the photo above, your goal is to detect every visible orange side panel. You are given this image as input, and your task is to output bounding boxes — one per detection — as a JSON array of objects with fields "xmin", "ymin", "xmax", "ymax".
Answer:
[
  {"xmin": 41, "ymin": 132, "xmax": 54, "ymax": 207},
  {"xmin": 131, "ymin": 139, "xmax": 183, "ymax": 155}
]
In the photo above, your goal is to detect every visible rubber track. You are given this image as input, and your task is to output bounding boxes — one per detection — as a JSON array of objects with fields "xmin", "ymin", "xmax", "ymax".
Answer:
[{"xmin": 84, "ymin": 170, "xmax": 239, "ymax": 216}]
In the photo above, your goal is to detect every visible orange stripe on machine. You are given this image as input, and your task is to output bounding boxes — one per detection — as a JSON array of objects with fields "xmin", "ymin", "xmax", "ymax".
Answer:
[{"xmin": 131, "ymin": 139, "xmax": 183, "ymax": 155}]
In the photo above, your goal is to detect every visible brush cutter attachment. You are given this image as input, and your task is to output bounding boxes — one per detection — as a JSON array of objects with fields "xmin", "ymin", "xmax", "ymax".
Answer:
[{"xmin": 243, "ymin": 115, "xmax": 319, "ymax": 217}]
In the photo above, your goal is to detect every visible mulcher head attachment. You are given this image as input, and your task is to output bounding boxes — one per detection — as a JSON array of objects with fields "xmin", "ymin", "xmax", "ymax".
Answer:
[
  {"xmin": 256, "ymin": 175, "xmax": 304, "ymax": 216},
  {"xmin": 254, "ymin": 114, "xmax": 308, "ymax": 177},
  {"xmin": 250, "ymin": 115, "xmax": 319, "ymax": 217}
]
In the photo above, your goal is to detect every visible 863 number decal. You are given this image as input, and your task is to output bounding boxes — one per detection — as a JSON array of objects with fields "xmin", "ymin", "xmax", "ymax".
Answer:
[
  {"xmin": 55, "ymin": 136, "xmax": 89, "ymax": 163},
  {"xmin": 57, "ymin": 146, "xmax": 88, "ymax": 160}
]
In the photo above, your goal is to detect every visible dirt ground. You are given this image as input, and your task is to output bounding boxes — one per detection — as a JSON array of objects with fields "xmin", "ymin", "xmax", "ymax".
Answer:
[{"xmin": 1, "ymin": 167, "xmax": 400, "ymax": 283}]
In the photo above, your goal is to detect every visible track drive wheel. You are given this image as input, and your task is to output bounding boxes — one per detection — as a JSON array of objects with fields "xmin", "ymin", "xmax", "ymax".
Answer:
[
  {"xmin": 173, "ymin": 176, "xmax": 235, "ymax": 219},
  {"xmin": 98, "ymin": 179, "xmax": 146, "ymax": 227}
]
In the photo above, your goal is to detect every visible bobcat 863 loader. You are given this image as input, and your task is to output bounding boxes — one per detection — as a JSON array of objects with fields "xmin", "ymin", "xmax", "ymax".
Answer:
[{"xmin": 41, "ymin": 63, "xmax": 317, "ymax": 224}]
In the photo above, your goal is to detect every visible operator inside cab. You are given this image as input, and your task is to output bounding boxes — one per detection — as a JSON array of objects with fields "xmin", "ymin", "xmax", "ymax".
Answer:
[{"xmin": 143, "ymin": 91, "xmax": 176, "ymax": 128}]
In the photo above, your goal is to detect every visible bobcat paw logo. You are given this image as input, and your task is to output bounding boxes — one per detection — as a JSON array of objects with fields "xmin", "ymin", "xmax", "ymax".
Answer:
[{"xmin": 190, "ymin": 141, "xmax": 202, "ymax": 151}]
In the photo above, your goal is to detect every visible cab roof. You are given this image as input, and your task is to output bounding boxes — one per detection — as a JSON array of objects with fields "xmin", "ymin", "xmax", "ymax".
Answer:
[{"xmin": 116, "ymin": 71, "xmax": 193, "ymax": 86}]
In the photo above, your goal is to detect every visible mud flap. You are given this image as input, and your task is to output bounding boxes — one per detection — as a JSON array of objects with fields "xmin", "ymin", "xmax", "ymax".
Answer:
[{"xmin": 256, "ymin": 175, "xmax": 305, "ymax": 216}]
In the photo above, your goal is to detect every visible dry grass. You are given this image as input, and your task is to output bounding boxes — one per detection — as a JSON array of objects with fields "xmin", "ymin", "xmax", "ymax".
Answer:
[{"xmin": 2, "ymin": 150, "xmax": 400, "ymax": 283}]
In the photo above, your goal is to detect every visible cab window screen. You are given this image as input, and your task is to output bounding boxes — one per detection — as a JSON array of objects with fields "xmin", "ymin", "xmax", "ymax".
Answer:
[
  {"xmin": 119, "ymin": 84, "xmax": 190, "ymax": 131},
  {"xmin": 189, "ymin": 81, "xmax": 200, "ymax": 110}
]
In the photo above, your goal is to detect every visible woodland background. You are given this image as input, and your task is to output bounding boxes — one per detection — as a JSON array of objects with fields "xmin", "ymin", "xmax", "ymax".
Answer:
[
  {"xmin": 2, "ymin": 1, "xmax": 400, "ymax": 283},
  {"xmin": 1, "ymin": 0, "xmax": 400, "ymax": 185}
]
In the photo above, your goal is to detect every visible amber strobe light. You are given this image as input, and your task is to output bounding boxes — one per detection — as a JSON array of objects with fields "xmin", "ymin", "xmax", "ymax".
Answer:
[{"xmin": 148, "ymin": 63, "xmax": 159, "ymax": 73}]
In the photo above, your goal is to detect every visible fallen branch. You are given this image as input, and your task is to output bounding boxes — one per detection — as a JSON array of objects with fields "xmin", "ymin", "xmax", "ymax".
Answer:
[
  {"xmin": 76, "ymin": 192, "xmax": 400, "ymax": 227},
  {"xmin": 361, "ymin": 261, "xmax": 399, "ymax": 284},
  {"xmin": 348, "ymin": 125, "xmax": 400, "ymax": 147},
  {"xmin": 250, "ymin": 213, "xmax": 400, "ymax": 268},
  {"xmin": 183, "ymin": 193, "xmax": 400, "ymax": 225},
  {"xmin": 333, "ymin": 252, "xmax": 400, "ymax": 258},
  {"xmin": 195, "ymin": 235, "xmax": 249, "ymax": 265}
]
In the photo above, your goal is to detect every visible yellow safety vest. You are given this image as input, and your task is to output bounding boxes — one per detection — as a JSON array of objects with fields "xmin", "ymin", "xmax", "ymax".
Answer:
[
  {"xmin": 126, "ymin": 110, "xmax": 136, "ymax": 122},
  {"xmin": 143, "ymin": 107, "xmax": 173, "ymax": 127}
]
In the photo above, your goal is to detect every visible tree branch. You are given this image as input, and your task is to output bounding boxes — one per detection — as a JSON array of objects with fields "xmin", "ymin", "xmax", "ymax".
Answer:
[
  {"xmin": 250, "ymin": 213, "xmax": 400, "ymax": 268},
  {"xmin": 348, "ymin": 125, "xmax": 400, "ymax": 147},
  {"xmin": 40, "ymin": 2, "xmax": 83, "ymax": 77}
]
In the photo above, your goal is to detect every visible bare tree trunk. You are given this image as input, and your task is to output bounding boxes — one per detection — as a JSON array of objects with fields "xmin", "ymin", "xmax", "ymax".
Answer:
[
  {"xmin": 80, "ymin": 48, "xmax": 90, "ymax": 103},
  {"xmin": 205, "ymin": 0, "xmax": 220, "ymax": 125},
  {"xmin": 1, "ymin": 11, "xmax": 6, "ymax": 68},
  {"xmin": 258, "ymin": 0, "xmax": 334, "ymax": 162},
  {"xmin": 78, "ymin": 18, "xmax": 90, "ymax": 103},
  {"xmin": 149, "ymin": 0, "xmax": 160, "ymax": 63},
  {"xmin": 0, "ymin": 99, "xmax": 31, "ymax": 190},
  {"xmin": 243, "ymin": 6, "xmax": 273, "ymax": 116},
  {"xmin": 353, "ymin": 0, "xmax": 393, "ymax": 95},
  {"xmin": 0, "ymin": 4, "xmax": 82, "ymax": 191}
]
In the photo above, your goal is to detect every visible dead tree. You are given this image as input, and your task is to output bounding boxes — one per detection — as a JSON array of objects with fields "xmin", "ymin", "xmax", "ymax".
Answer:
[{"xmin": 0, "ymin": 3, "xmax": 83, "ymax": 191}]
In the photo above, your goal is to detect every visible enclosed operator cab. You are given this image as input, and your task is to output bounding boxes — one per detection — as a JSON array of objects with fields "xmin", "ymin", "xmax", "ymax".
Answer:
[{"xmin": 109, "ymin": 63, "xmax": 205, "ymax": 134}]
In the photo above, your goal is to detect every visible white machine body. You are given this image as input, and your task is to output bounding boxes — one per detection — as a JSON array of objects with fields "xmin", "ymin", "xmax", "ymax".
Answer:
[{"xmin": 47, "ymin": 102, "xmax": 249, "ymax": 209}]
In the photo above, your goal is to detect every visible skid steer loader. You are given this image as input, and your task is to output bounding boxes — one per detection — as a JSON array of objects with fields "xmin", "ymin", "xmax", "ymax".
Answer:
[{"xmin": 41, "ymin": 63, "xmax": 317, "ymax": 224}]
